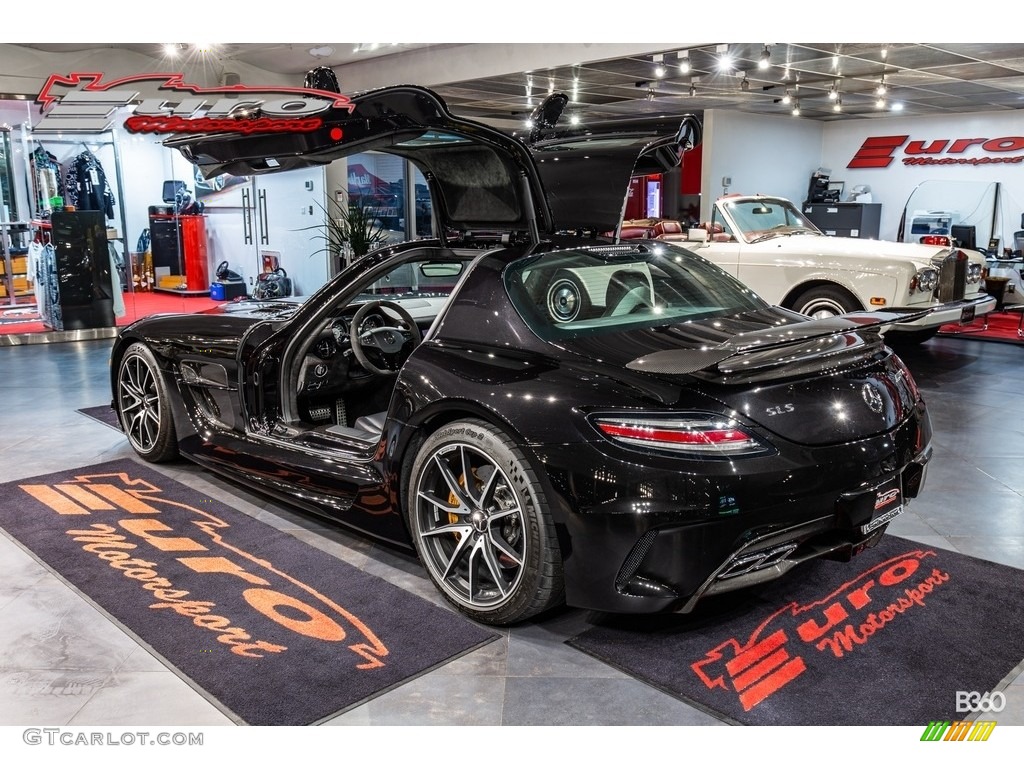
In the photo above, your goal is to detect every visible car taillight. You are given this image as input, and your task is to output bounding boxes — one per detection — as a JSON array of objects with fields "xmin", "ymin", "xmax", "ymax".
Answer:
[
  {"xmin": 919, "ymin": 235, "xmax": 950, "ymax": 246},
  {"xmin": 593, "ymin": 415, "xmax": 772, "ymax": 457}
]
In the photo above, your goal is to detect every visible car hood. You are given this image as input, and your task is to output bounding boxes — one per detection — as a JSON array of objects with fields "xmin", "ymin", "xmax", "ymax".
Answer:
[{"xmin": 732, "ymin": 231, "xmax": 983, "ymax": 269}]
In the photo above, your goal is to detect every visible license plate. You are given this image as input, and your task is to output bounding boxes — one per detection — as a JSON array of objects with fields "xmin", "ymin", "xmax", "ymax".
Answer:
[
  {"xmin": 860, "ymin": 478, "xmax": 904, "ymax": 534},
  {"xmin": 960, "ymin": 305, "xmax": 976, "ymax": 324}
]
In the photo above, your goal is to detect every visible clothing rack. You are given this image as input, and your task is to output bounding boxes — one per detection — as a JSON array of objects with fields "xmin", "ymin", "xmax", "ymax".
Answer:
[{"xmin": 23, "ymin": 132, "xmax": 130, "ymax": 264}]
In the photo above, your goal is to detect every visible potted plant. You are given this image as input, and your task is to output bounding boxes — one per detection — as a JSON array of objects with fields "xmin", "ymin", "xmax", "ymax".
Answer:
[{"xmin": 303, "ymin": 192, "xmax": 391, "ymax": 272}]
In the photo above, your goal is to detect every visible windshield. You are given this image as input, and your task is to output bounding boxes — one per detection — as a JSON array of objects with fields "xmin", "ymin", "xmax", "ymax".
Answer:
[
  {"xmin": 719, "ymin": 198, "xmax": 822, "ymax": 242},
  {"xmin": 505, "ymin": 243, "xmax": 767, "ymax": 341}
]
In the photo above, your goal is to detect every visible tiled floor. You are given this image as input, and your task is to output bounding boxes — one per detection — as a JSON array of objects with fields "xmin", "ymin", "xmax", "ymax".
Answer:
[{"xmin": 0, "ymin": 336, "xmax": 1022, "ymax": 731}]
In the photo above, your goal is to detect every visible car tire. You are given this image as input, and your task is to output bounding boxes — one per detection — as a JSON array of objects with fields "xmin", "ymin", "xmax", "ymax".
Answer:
[
  {"xmin": 116, "ymin": 342, "xmax": 179, "ymax": 462},
  {"xmin": 790, "ymin": 285, "xmax": 862, "ymax": 319},
  {"xmin": 407, "ymin": 419, "xmax": 564, "ymax": 625}
]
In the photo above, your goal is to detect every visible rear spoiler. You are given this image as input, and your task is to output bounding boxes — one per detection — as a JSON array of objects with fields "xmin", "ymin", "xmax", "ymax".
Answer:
[{"xmin": 626, "ymin": 309, "xmax": 932, "ymax": 375}]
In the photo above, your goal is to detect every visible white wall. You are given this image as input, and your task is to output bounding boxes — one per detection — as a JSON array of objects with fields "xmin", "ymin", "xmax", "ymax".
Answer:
[
  {"xmin": 701, "ymin": 109, "xmax": 824, "ymax": 220},
  {"xmin": 821, "ymin": 111, "xmax": 1024, "ymax": 244}
]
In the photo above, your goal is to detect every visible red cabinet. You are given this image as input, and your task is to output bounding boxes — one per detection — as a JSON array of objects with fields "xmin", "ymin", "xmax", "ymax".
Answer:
[{"xmin": 149, "ymin": 212, "xmax": 210, "ymax": 294}]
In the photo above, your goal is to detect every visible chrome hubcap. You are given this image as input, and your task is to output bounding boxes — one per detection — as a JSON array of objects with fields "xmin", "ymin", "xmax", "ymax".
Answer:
[
  {"xmin": 415, "ymin": 443, "xmax": 526, "ymax": 609},
  {"xmin": 118, "ymin": 354, "xmax": 161, "ymax": 452}
]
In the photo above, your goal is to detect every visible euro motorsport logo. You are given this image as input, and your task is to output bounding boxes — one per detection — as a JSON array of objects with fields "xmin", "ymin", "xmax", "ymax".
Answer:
[{"xmin": 34, "ymin": 73, "xmax": 354, "ymax": 134}]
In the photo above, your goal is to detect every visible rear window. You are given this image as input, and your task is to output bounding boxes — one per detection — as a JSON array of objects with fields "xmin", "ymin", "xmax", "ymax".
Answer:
[{"xmin": 505, "ymin": 243, "xmax": 766, "ymax": 340}]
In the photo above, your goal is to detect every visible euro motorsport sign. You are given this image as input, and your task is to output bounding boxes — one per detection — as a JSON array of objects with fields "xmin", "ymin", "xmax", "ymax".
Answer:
[{"xmin": 34, "ymin": 73, "xmax": 354, "ymax": 134}]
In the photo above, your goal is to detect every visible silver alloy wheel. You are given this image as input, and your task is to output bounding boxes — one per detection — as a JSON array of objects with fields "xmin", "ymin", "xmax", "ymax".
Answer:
[
  {"xmin": 118, "ymin": 351, "xmax": 162, "ymax": 453},
  {"xmin": 413, "ymin": 442, "xmax": 527, "ymax": 610}
]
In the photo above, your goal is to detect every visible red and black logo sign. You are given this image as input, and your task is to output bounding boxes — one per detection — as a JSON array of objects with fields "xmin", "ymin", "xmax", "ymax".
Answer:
[{"xmin": 35, "ymin": 72, "xmax": 354, "ymax": 135}]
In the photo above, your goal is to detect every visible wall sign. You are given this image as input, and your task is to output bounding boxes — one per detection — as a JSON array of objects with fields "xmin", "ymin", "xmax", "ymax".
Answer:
[
  {"xmin": 848, "ymin": 133, "xmax": 1024, "ymax": 169},
  {"xmin": 34, "ymin": 72, "xmax": 353, "ymax": 135}
]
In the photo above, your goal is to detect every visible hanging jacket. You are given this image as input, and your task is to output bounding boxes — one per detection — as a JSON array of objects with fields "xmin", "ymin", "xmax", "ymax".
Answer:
[{"xmin": 64, "ymin": 151, "xmax": 116, "ymax": 219}]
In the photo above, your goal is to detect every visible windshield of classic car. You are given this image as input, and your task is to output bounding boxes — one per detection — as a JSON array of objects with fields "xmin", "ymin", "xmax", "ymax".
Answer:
[
  {"xmin": 505, "ymin": 245, "xmax": 765, "ymax": 340},
  {"xmin": 721, "ymin": 199, "xmax": 822, "ymax": 243}
]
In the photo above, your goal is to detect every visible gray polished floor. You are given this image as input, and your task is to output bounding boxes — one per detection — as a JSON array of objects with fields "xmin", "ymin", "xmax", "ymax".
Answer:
[{"xmin": 0, "ymin": 336, "xmax": 1022, "ymax": 729}]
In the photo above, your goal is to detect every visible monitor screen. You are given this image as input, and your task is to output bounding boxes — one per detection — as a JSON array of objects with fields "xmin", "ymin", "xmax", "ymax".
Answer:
[
  {"xmin": 950, "ymin": 224, "xmax": 976, "ymax": 250},
  {"xmin": 162, "ymin": 180, "xmax": 187, "ymax": 203}
]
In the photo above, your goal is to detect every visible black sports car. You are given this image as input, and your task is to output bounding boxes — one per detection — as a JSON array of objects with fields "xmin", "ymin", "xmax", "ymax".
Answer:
[{"xmin": 111, "ymin": 84, "xmax": 932, "ymax": 625}]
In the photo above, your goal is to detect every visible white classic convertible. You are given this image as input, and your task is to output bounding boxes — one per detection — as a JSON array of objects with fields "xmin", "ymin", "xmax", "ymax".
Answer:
[{"xmin": 623, "ymin": 194, "xmax": 997, "ymax": 343}]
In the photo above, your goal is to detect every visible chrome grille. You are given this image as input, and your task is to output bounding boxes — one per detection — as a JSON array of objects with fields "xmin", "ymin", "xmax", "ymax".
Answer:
[{"xmin": 937, "ymin": 251, "xmax": 967, "ymax": 302}]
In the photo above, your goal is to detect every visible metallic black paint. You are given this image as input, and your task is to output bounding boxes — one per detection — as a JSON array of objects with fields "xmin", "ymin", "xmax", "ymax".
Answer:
[{"xmin": 111, "ymin": 237, "xmax": 932, "ymax": 616}]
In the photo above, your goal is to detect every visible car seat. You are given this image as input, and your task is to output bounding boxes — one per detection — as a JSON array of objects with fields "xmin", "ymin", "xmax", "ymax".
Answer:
[{"xmin": 604, "ymin": 270, "xmax": 651, "ymax": 316}]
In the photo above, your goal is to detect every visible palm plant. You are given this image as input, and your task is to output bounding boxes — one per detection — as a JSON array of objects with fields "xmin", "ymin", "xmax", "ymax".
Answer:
[{"xmin": 303, "ymin": 193, "xmax": 391, "ymax": 270}]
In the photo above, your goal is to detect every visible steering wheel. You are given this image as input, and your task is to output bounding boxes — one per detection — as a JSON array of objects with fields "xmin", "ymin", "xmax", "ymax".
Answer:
[{"xmin": 350, "ymin": 300, "xmax": 423, "ymax": 375}]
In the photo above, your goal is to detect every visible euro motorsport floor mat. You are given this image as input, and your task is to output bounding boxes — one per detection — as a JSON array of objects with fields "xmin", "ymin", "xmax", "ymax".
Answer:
[
  {"xmin": 568, "ymin": 535, "xmax": 1024, "ymax": 726},
  {"xmin": 0, "ymin": 458, "xmax": 496, "ymax": 725},
  {"xmin": 77, "ymin": 405, "xmax": 121, "ymax": 431}
]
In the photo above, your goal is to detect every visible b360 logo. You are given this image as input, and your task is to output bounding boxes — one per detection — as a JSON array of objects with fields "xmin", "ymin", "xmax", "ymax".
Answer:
[{"xmin": 956, "ymin": 691, "xmax": 1007, "ymax": 713}]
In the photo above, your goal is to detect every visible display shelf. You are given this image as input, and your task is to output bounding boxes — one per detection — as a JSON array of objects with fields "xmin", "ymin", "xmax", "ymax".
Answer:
[{"xmin": 1, "ymin": 221, "xmax": 34, "ymax": 306}]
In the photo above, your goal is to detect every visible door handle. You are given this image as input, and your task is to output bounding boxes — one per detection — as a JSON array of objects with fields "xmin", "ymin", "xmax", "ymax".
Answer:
[
  {"xmin": 242, "ymin": 188, "xmax": 253, "ymax": 245},
  {"xmin": 258, "ymin": 189, "xmax": 269, "ymax": 245}
]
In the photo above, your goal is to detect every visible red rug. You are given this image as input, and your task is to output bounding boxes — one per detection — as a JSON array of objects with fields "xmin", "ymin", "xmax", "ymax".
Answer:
[
  {"xmin": 0, "ymin": 292, "xmax": 225, "ymax": 337},
  {"xmin": 938, "ymin": 307, "xmax": 1024, "ymax": 345}
]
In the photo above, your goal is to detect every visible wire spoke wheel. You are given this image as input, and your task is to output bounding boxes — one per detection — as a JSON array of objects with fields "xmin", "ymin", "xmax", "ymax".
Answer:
[{"xmin": 408, "ymin": 420, "xmax": 563, "ymax": 625}]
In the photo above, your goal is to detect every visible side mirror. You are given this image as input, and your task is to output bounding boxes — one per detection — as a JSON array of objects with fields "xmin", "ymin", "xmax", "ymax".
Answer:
[{"xmin": 687, "ymin": 228, "xmax": 708, "ymax": 243}]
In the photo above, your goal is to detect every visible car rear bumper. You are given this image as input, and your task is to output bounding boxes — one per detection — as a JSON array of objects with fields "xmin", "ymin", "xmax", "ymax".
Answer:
[
  {"xmin": 536, "ymin": 410, "xmax": 932, "ymax": 615},
  {"xmin": 887, "ymin": 293, "xmax": 996, "ymax": 330}
]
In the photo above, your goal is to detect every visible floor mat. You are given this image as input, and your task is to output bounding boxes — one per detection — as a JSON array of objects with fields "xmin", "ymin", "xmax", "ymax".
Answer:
[
  {"xmin": 77, "ymin": 405, "xmax": 122, "ymax": 431},
  {"xmin": 568, "ymin": 535, "xmax": 1024, "ymax": 725},
  {"xmin": 938, "ymin": 308, "xmax": 1024, "ymax": 345},
  {"xmin": 0, "ymin": 459, "xmax": 496, "ymax": 725}
]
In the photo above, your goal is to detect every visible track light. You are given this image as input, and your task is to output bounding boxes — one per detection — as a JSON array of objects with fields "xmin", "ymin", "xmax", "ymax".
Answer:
[
  {"xmin": 653, "ymin": 53, "xmax": 665, "ymax": 79},
  {"xmin": 881, "ymin": 46, "xmax": 888, "ymax": 59},
  {"xmin": 646, "ymin": 88, "xmax": 656, "ymax": 102},
  {"xmin": 791, "ymin": 100, "xmax": 800, "ymax": 116},
  {"xmin": 833, "ymin": 97, "xmax": 843, "ymax": 113},
  {"xmin": 759, "ymin": 46, "xmax": 771, "ymax": 70},
  {"xmin": 569, "ymin": 113, "xmax": 581, "ymax": 125},
  {"xmin": 781, "ymin": 89, "xmax": 792, "ymax": 105},
  {"xmin": 689, "ymin": 80, "xmax": 697, "ymax": 97},
  {"xmin": 828, "ymin": 81, "xmax": 839, "ymax": 100},
  {"xmin": 678, "ymin": 50, "xmax": 690, "ymax": 74},
  {"xmin": 891, "ymin": 102, "xmax": 904, "ymax": 111},
  {"xmin": 875, "ymin": 96, "xmax": 886, "ymax": 109},
  {"xmin": 876, "ymin": 77, "xmax": 887, "ymax": 96},
  {"xmin": 716, "ymin": 44, "xmax": 733, "ymax": 72}
]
